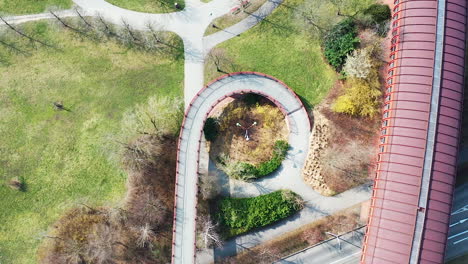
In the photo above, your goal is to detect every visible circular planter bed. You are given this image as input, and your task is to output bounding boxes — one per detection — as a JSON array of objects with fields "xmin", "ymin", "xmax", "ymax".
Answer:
[{"xmin": 204, "ymin": 93, "xmax": 289, "ymax": 181}]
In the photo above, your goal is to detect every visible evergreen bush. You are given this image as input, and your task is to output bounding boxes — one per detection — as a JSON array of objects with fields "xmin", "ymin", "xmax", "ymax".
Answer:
[
  {"xmin": 323, "ymin": 19, "xmax": 360, "ymax": 70},
  {"xmin": 217, "ymin": 190, "xmax": 303, "ymax": 237}
]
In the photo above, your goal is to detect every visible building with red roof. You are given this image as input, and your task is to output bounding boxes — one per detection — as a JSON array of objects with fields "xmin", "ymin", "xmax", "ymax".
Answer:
[{"xmin": 361, "ymin": 0, "xmax": 467, "ymax": 263}]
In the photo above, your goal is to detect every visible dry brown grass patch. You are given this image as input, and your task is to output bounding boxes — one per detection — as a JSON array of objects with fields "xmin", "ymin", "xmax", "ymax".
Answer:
[
  {"xmin": 209, "ymin": 96, "xmax": 287, "ymax": 166},
  {"xmin": 38, "ymin": 135, "xmax": 177, "ymax": 263}
]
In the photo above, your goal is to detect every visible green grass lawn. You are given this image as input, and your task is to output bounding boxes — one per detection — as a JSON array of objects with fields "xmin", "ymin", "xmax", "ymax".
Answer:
[
  {"xmin": 0, "ymin": 0, "xmax": 72, "ymax": 15},
  {"xmin": 204, "ymin": 0, "xmax": 268, "ymax": 36},
  {"xmin": 205, "ymin": 0, "xmax": 338, "ymax": 107},
  {"xmin": 106, "ymin": 0, "xmax": 185, "ymax": 13},
  {"xmin": 0, "ymin": 21, "xmax": 183, "ymax": 264}
]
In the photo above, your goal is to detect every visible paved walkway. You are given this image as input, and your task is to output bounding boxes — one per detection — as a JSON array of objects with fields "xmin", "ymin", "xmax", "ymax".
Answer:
[
  {"xmin": 0, "ymin": 3, "xmax": 367, "ymax": 264},
  {"xmin": 2, "ymin": 0, "xmax": 283, "ymax": 106},
  {"xmin": 71, "ymin": 0, "xmax": 282, "ymax": 106},
  {"xmin": 0, "ymin": 9, "xmax": 78, "ymax": 25},
  {"xmin": 204, "ymin": 162, "xmax": 370, "ymax": 261},
  {"xmin": 1, "ymin": 2, "xmax": 285, "ymax": 264},
  {"xmin": 175, "ymin": 73, "xmax": 311, "ymax": 264},
  {"xmin": 203, "ymin": 0, "xmax": 283, "ymax": 54}
]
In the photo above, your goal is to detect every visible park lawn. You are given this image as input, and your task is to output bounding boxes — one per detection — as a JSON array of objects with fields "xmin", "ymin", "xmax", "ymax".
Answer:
[
  {"xmin": 0, "ymin": 0, "xmax": 72, "ymax": 15},
  {"xmin": 0, "ymin": 21, "xmax": 183, "ymax": 264},
  {"xmin": 205, "ymin": 0, "xmax": 338, "ymax": 107},
  {"xmin": 204, "ymin": 0, "xmax": 268, "ymax": 35},
  {"xmin": 106, "ymin": 0, "xmax": 185, "ymax": 13}
]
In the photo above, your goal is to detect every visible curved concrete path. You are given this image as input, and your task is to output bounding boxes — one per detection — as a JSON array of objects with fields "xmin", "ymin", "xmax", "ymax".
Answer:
[
  {"xmin": 0, "ymin": 9, "xmax": 78, "ymax": 25},
  {"xmin": 174, "ymin": 73, "xmax": 311, "ymax": 264},
  {"xmin": 203, "ymin": 0, "xmax": 283, "ymax": 53},
  {"xmin": 1, "ymin": 0, "xmax": 284, "ymax": 106},
  {"xmin": 0, "ymin": 2, "xmax": 314, "ymax": 264},
  {"xmin": 70, "ymin": 0, "xmax": 282, "ymax": 106}
]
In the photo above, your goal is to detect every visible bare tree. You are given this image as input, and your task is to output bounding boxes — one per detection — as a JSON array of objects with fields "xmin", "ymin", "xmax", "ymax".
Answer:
[
  {"xmin": 207, "ymin": 48, "xmax": 236, "ymax": 74},
  {"xmin": 293, "ymin": 0, "xmax": 337, "ymax": 37},
  {"xmin": 329, "ymin": 0, "xmax": 371, "ymax": 18},
  {"xmin": 50, "ymin": 11, "xmax": 90, "ymax": 37},
  {"xmin": 117, "ymin": 19, "xmax": 147, "ymax": 49},
  {"xmin": 0, "ymin": 16, "xmax": 56, "ymax": 49},
  {"xmin": 136, "ymin": 223, "xmax": 155, "ymax": 248},
  {"xmin": 7, "ymin": 177, "xmax": 24, "ymax": 191},
  {"xmin": 146, "ymin": 23, "xmax": 184, "ymax": 57},
  {"xmin": 199, "ymin": 215, "xmax": 223, "ymax": 248},
  {"xmin": 75, "ymin": 9, "xmax": 94, "ymax": 29},
  {"xmin": 0, "ymin": 35, "xmax": 29, "ymax": 55},
  {"xmin": 125, "ymin": 185, "xmax": 168, "ymax": 229},
  {"xmin": 86, "ymin": 224, "xmax": 117, "ymax": 264},
  {"xmin": 105, "ymin": 206, "xmax": 128, "ymax": 226},
  {"xmin": 95, "ymin": 14, "xmax": 119, "ymax": 39},
  {"xmin": 60, "ymin": 239, "xmax": 87, "ymax": 264},
  {"xmin": 121, "ymin": 134, "xmax": 162, "ymax": 172}
]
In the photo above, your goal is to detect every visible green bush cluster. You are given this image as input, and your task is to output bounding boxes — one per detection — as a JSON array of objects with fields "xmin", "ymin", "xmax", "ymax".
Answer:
[
  {"xmin": 204, "ymin": 117, "xmax": 220, "ymax": 141},
  {"xmin": 255, "ymin": 140, "xmax": 289, "ymax": 176},
  {"xmin": 217, "ymin": 190, "xmax": 303, "ymax": 237},
  {"xmin": 222, "ymin": 140, "xmax": 289, "ymax": 180},
  {"xmin": 363, "ymin": 4, "xmax": 391, "ymax": 24},
  {"xmin": 323, "ymin": 19, "xmax": 360, "ymax": 70}
]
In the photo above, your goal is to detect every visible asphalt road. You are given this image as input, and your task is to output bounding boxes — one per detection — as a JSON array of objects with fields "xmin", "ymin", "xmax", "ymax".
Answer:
[
  {"xmin": 275, "ymin": 227, "xmax": 365, "ymax": 264},
  {"xmin": 445, "ymin": 182, "xmax": 468, "ymax": 261}
]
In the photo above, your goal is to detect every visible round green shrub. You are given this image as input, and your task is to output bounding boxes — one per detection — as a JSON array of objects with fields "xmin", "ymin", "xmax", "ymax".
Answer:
[
  {"xmin": 364, "ymin": 4, "xmax": 391, "ymax": 24},
  {"xmin": 204, "ymin": 117, "xmax": 219, "ymax": 141},
  {"xmin": 244, "ymin": 93, "xmax": 263, "ymax": 106},
  {"xmin": 323, "ymin": 19, "xmax": 360, "ymax": 71}
]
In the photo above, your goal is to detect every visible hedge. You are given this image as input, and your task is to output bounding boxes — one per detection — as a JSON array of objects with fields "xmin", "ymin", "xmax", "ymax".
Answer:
[
  {"xmin": 323, "ymin": 19, "xmax": 360, "ymax": 71},
  {"xmin": 216, "ymin": 190, "xmax": 303, "ymax": 237}
]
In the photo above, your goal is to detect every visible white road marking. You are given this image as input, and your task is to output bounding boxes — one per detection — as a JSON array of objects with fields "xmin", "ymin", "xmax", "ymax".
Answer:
[
  {"xmin": 328, "ymin": 251, "xmax": 361, "ymax": 264},
  {"xmin": 451, "ymin": 204, "xmax": 468, "ymax": 216},
  {"xmin": 448, "ymin": 230, "xmax": 468, "ymax": 240},
  {"xmin": 449, "ymin": 217, "xmax": 468, "ymax": 228},
  {"xmin": 454, "ymin": 236, "xmax": 468, "ymax": 245}
]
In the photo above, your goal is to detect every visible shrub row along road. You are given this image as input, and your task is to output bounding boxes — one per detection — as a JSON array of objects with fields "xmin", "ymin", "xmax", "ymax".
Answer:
[{"xmin": 175, "ymin": 72, "xmax": 311, "ymax": 263}]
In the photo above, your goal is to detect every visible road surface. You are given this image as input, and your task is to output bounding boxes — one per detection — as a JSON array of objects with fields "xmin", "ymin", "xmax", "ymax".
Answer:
[
  {"xmin": 446, "ymin": 182, "xmax": 468, "ymax": 261},
  {"xmin": 275, "ymin": 227, "xmax": 365, "ymax": 264}
]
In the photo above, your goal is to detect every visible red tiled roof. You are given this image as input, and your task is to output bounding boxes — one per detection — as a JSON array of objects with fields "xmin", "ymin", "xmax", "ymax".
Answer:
[{"xmin": 361, "ymin": 0, "xmax": 467, "ymax": 263}]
